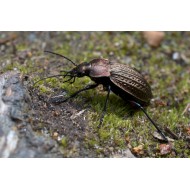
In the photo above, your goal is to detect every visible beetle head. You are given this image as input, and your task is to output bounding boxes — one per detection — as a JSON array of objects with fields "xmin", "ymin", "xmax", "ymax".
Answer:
[{"xmin": 70, "ymin": 62, "xmax": 91, "ymax": 78}]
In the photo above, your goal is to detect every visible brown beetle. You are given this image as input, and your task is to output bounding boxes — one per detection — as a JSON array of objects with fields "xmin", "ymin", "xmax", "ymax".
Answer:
[{"xmin": 34, "ymin": 51, "xmax": 168, "ymax": 142}]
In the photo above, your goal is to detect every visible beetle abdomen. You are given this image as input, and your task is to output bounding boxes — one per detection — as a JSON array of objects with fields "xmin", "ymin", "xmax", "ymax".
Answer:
[{"xmin": 110, "ymin": 63, "xmax": 153, "ymax": 105}]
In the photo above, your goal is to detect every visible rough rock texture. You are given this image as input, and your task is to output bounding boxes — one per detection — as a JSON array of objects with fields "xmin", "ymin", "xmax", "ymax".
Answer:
[{"xmin": 0, "ymin": 71, "xmax": 61, "ymax": 157}]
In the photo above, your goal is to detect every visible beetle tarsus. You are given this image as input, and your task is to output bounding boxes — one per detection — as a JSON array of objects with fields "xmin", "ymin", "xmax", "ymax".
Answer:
[{"xmin": 130, "ymin": 101, "xmax": 168, "ymax": 142}]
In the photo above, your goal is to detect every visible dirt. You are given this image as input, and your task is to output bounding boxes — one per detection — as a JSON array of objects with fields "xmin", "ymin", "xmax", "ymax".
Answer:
[{"xmin": 31, "ymin": 88, "xmax": 97, "ymax": 157}]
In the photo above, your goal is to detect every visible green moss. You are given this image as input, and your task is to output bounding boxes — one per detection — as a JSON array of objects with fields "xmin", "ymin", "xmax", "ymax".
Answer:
[
  {"xmin": 16, "ymin": 44, "xmax": 28, "ymax": 51},
  {"xmin": 38, "ymin": 85, "xmax": 52, "ymax": 94},
  {"xmin": 87, "ymin": 139, "xmax": 98, "ymax": 148},
  {"xmin": 98, "ymin": 128, "xmax": 111, "ymax": 141},
  {"xmin": 61, "ymin": 137, "xmax": 68, "ymax": 148}
]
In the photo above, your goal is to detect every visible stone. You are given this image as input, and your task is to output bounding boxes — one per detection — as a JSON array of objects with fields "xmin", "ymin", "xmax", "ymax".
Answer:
[
  {"xmin": 0, "ymin": 71, "xmax": 61, "ymax": 157},
  {"xmin": 142, "ymin": 31, "xmax": 165, "ymax": 47}
]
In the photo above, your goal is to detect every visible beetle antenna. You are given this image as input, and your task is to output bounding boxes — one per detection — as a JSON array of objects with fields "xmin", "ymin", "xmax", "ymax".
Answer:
[
  {"xmin": 130, "ymin": 101, "xmax": 168, "ymax": 142},
  {"xmin": 44, "ymin": 50, "xmax": 77, "ymax": 66},
  {"xmin": 33, "ymin": 74, "xmax": 71, "ymax": 86}
]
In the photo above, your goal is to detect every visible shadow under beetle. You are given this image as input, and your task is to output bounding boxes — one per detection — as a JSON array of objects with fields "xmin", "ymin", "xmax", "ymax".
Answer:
[{"xmin": 34, "ymin": 51, "xmax": 168, "ymax": 142}]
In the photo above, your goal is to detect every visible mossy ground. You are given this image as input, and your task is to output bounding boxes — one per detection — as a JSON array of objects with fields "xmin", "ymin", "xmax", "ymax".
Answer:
[{"xmin": 1, "ymin": 31, "xmax": 190, "ymax": 157}]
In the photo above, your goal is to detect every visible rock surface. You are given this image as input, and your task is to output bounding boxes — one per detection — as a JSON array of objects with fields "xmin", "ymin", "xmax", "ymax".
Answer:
[{"xmin": 0, "ymin": 71, "xmax": 61, "ymax": 157}]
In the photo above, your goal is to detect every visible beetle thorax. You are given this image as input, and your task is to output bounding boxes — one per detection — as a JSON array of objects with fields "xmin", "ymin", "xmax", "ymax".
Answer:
[{"xmin": 88, "ymin": 59, "xmax": 110, "ymax": 78}]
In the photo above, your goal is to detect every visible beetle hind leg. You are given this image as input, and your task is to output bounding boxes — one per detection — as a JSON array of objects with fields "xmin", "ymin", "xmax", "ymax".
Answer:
[{"xmin": 129, "ymin": 100, "xmax": 168, "ymax": 142}]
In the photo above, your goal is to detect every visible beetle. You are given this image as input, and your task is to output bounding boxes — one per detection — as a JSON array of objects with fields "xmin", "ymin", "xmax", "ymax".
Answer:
[{"xmin": 34, "ymin": 50, "xmax": 168, "ymax": 142}]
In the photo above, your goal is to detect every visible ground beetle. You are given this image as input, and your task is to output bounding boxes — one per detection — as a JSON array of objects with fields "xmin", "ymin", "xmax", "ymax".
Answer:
[{"xmin": 34, "ymin": 50, "xmax": 168, "ymax": 142}]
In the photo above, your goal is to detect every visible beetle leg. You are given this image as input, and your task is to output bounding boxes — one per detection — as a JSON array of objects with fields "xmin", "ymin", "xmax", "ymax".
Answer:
[
  {"xmin": 129, "ymin": 101, "xmax": 168, "ymax": 142},
  {"xmin": 50, "ymin": 83, "xmax": 99, "ymax": 104},
  {"xmin": 98, "ymin": 85, "xmax": 111, "ymax": 128}
]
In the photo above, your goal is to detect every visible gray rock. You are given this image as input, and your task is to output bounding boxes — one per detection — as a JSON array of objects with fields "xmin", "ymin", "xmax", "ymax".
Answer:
[{"xmin": 0, "ymin": 71, "xmax": 61, "ymax": 157}]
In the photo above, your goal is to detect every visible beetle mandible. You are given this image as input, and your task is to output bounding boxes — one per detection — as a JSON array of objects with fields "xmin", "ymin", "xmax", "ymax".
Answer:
[{"xmin": 34, "ymin": 50, "xmax": 168, "ymax": 142}]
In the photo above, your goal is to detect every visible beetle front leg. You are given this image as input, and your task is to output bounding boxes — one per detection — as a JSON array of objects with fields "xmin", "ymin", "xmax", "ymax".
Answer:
[
  {"xmin": 50, "ymin": 83, "xmax": 99, "ymax": 104},
  {"xmin": 98, "ymin": 85, "xmax": 111, "ymax": 128}
]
